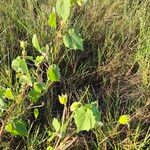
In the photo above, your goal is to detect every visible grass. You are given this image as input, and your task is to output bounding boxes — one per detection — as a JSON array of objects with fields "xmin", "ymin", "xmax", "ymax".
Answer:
[{"xmin": 0, "ymin": 0, "xmax": 150, "ymax": 149}]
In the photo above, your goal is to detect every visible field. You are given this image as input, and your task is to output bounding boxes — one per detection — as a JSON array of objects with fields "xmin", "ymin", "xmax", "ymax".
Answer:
[{"xmin": 0, "ymin": 0, "xmax": 150, "ymax": 150}]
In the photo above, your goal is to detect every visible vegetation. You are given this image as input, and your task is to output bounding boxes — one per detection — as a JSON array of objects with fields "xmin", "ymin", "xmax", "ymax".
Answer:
[{"xmin": 0, "ymin": 0, "xmax": 150, "ymax": 149}]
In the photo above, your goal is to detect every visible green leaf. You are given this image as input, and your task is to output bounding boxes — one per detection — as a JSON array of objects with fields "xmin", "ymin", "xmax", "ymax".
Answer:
[
  {"xmin": 70, "ymin": 102, "xmax": 81, "ymax": 111},
  {"xmin": 5, "ymin": 119, "xmax": 28, "ymax": 136},
  {"xmin": 12, "ymin": 57, "xmax": 31, "ymax": 86},
  {"xmin": 34, "ymin": 82, "xmax": 45, "ymax": 93},
  {"xmin": 0, "ymin": 98, "xmax": 7, "ymax": 116},
  {"xmin": 25, "ymin": 56, "xmax": 34, "ymax": 61},
  {"xmin": 19, "ymin": 75, "xmax": 32, "ymax": 86},
  {"xmin": 74, "ymin": 106, "xmax": 98, "ymax": 132},
  {"xmin": 13, "ymin": 119, "xmax": 28, "ymax": 136},
  {"xmin": 5, "ymin": 122, "xmax": 13, "ymax": 133},
  {"xmin": 85, "ymin": 103, "xmax": 101, "ymax": 122},
  {"xmin": 28, "ymin": 82, "xmax": 45, "ymax": 102},
  {"xmin": 0, "ymin": 87, "xmax": 6, "ymax": 99},
  {"xmin": 56, "ymin": 0, "xmax": 70, "ymax": 22},
  {"xmin": 19, "ymin": 59, "xmax": 29, "ymax": 75},
  {"xmin": 12, "ymin": 57, "xmax": 29, "ymax": 75},
  {"xmin": 0, "ymin": 99, "xmax": 7, "ymax": 110},
  {"xmin": 40, "ymin": 47, "xmax": 47, "ymax": 54},
  {"xmin": 48, "ymin": 9, "xmax": 57, "ymax": 28},
  {"xmin": 35, "ymin": 56, "xmax": 44, "ymax": 66},
  {"xmin": 34, "ymin": 108, "xmax": 39, "ymax": 119},
  {"xmin": 32, "ymin": 34, "xmax": 41, "ymax": 51},
  {"xmin": 28, "ymin": 89, "xmax": 41, "ymax": 103},
  {"xmin": 63, "ymin": 29, "xmax": 83, "ymax": 50},
  {"xmin": 52, "ymin": 118, "xmax": 61, "ymax": 132},
  {"xmin": 11, "ymin": 57, "xmax": 21, "ymax": 73},
  {"xmin": 5, "ymin": 88, "xmax": 14, "ymax": 100},
  {"xmin": 47, "ymin": 64, "xmax": 61, "ymax": 82},
  {"xmin": 70, "ymin": 0, "xmax": 76, "ymax": 6}
]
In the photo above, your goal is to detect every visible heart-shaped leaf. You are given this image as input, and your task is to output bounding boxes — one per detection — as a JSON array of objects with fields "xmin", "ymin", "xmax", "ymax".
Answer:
[
  {"xmin": 74, "ymin": 106, "xmax": 96, "ymax": 132},
  {"xmin": 74, "ymin": 104, "xmax": 100, "ymax": 132},
  {"xmin": 63, "ymin": 29, "xmax": 83, "ymax": 50},
  {"xmin": 56, "ymin": 0, "xmax": 70, "ymax": 22}
]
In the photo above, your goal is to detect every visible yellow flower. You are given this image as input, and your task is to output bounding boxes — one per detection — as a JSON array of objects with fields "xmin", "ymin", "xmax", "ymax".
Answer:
[
  {"xmin": 118, "ymin": 115, "xmax": 130, "ymax": 125},
  {"xmin": 58, "ymin": 94, "xmax": 68, "ymax": 105},
  {"xmin": 70, "ymin": 102, "xmax": 81, "ymax": 111},
  {"xmin": 20, "ymin": 40, "xmax": 27, "ymax": 50}
]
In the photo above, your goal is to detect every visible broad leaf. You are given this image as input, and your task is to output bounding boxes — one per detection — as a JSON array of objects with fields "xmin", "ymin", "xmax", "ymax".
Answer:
[
  {"xmin": 85, "ymin": 103, "xmax": 101, "ymax": 122},
  {"xmin": 56, "ymin": 0, "xmax": 70, "ymax": 22},
  {"xmin": 34, "ymin": 82, "xmax": 45, "ymax": 93},
  {"xmin": 32, "ymin": 34, "xmax": 41, "ymax": 51},
  {"xmin": 28, "ymin": 82, "xmax": 45, "ymax": 102},
  {"xmin": 12, "ymin": 57, "xmax": 29, "ymax": 75},
  {"xmin": 35, "ymin": 56, "xmax": 44, "ymax": 66},
  {"xmin": 12, "ymin": 57, "xmax": 31, "ymax": 86},
  {"xmin": 28, "ymin": 89, "xmax": 41, "ymax": 103},
  {"xmin": 11, "ymin": 57, "xmax": 21, "ymax": 72},
  {"xmin": 19, "ymin": 59, "xmax": 29, "ymax": 75},
  {"xmin": 13, "ymin": 119, "xmax": 28, "ymax": 136},
  {"xmin": 0, "ymin": 99, "xmax": 7, "ymax": 110},
  {"xmin": 48, "ymin": 10, "xmax": 57, "ymax": 28},
  {"xmin": 19, "ymin": 75, "xmax": 32, "ymax": 86},
  {"xmin": 74, "ymin": 105, "xmax": 98, "ymax": 132},
  {"xmin": 52, "ymin": 118, "xmax": 61, "ymax": 132},
  {"xmin": 70, "ymin": 102, "xmax": 81, "ymax": 111},
  {"xmin": 5, "ymin": 122, "xmax": 13, "ymax": 133},
  {"xmin": 47, "ymin": 64, "xmax": 61, "ymax": 82},
  {"xmin": 5, "ymin": 119, "xmax": 28, "ymax": 136},
  {"xmin": 63, "ymin": 29, "xmax": 83, "ymax": 50},
  {"xmin": 0, "ymin": 87, "xmax": 6, "ymax": 99}
]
